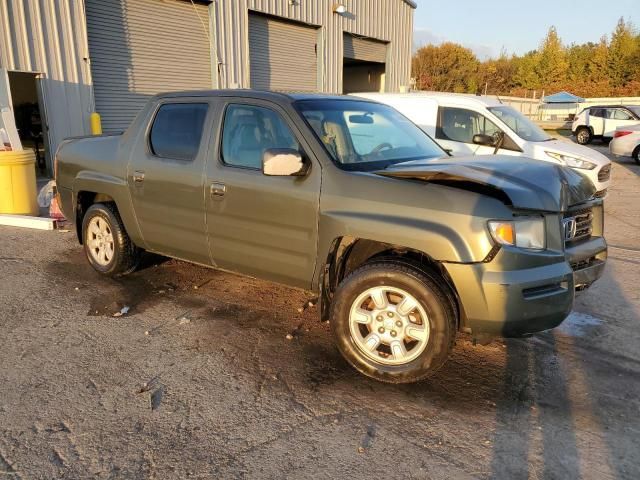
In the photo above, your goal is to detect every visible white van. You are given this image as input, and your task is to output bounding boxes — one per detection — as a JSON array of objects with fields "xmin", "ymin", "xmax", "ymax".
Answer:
[{"xmin": 353, "ymin": 92, "xmax": 612, "ymax": 197}]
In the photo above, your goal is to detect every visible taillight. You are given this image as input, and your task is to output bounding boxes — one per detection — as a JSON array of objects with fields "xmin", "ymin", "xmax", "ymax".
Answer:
[{"xmin": 614, "ymin": 131, "xmax": 633, "ymax": 138}]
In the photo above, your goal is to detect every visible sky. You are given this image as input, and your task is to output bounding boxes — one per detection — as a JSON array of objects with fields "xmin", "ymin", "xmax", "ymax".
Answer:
[{"xmin": 412, "ymin": 0, "xmax": 639, "ymax": 59}]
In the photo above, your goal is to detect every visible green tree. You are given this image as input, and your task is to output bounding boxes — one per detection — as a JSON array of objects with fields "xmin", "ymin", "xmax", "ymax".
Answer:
[
  {"xmin": 608, "ymin": 18, "xmax": 638, "ymax": 87},
  {"xmin": 512, "ymin": 51, "xmax": 540, "ymax": 90},
  {"xmin": 535, "ymin": 26, "xmax": 568, "ymax": 87}
]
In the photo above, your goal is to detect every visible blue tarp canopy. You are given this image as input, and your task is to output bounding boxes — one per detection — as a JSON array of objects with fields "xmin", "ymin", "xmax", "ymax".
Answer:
[{"xmin": 543, "ymin": 91, "xmax": 585, "ymax": 104}]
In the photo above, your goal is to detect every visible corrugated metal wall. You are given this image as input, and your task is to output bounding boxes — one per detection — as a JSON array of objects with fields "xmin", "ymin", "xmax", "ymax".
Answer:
[
  {"xmin": 0, "ymin": 0, "xmax": 93, "ymax": 168},
  {"xmin": 85, "ymin": 0, "xmax": 213, "ymax": 133},
  {"xmin": 212, "ymin": 0, "xmax": 414, "ymax": 93}
]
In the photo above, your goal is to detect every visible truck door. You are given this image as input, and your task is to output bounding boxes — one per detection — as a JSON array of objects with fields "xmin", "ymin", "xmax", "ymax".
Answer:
[
  {"xmin": 205, "ymin": 100, "xmax": 321, "ymax": 289},
  {"xmin": 128, "ymin": 100, "xmax": 212, "ymax": 265}
]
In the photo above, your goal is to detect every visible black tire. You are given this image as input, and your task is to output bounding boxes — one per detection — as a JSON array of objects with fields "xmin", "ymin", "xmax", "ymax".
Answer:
[
  {"xmin": 575, "ymin": 127, "xmax": 592, "ymax": 145},
  {"xmin": 633, "ymin": 145, "xmax": 640, "ymax": 165},
  {"xmin": 330, "ymin": 260, "xmax": 457, "ymax": 384},
  {"xmin": 82, "ymin": 202, "xmax": 141, "ymax": 276}
]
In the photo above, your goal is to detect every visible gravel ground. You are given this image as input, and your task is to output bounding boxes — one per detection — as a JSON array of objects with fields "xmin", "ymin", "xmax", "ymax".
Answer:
[{"xmin": 1, "ymin": 143, "xmax": 639, "ymax": 479}]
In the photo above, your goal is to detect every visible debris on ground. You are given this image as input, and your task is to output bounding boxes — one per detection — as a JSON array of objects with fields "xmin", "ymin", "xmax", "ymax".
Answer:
[
  {"xmin": 112, "ymin": 306, "xmax": 130, "ymax": 317},
  {"xmin": 285, "ymin": 334, "xmax": 294, "ymax": 340},
  {"xmin": 297, "ymin": 297, "xmax": 319, "ymax": 313}
]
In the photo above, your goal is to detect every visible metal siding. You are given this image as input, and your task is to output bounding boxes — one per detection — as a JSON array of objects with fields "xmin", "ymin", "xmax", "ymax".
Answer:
[
  {"xmin": 85, "ymin": 0, "xmax": 212, "ymax": 133},
  {"xmin": 0, "ymin": 0, "xmax": 93, "ymax": 169},
  {"xmin": 343, "ymin": 33, "xmax": 387, "ymax": 63},
  {"xmin": 214, "ymin": 0, "xmax": 413, "ymax": 93},
  {"xmin": 249, "ymin": 13, "xmax": 318, "ymax": 92}
]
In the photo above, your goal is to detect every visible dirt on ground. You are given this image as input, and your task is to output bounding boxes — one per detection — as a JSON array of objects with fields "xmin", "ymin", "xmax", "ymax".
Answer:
[{"xmin": 0, "ymin": 145, "xmax": 639, "ymax": 479}]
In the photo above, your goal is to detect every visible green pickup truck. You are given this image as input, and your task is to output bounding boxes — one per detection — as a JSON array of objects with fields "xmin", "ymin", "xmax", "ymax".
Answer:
[{"xmin": 55, "ymin": 90, "xmax": 607, "ymax": 383}]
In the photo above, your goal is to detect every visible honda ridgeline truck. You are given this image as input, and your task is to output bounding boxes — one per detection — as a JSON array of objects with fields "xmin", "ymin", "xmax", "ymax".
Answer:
[{"xmin": 55, "ymin": 91, "xmax": 607, "ymax": 383}]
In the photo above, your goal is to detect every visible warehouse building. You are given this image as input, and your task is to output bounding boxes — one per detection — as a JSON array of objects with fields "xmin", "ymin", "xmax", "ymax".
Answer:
[{"xmin": 0, "ymin": 0, "xmax": 415, "ymax": 171}]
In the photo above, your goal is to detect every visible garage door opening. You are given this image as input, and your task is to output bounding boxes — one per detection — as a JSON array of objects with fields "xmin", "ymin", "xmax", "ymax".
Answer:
[
  {"xmin": 4, "ymin": 71, "xmax": 47, "ymax": 172},
  {"xmin": 343, "ymin": 34, "xmax": 387, "ymax": 94},
  {"xmin": 343, "ymin": 58, "xmax": 385, "ymax": 94}
]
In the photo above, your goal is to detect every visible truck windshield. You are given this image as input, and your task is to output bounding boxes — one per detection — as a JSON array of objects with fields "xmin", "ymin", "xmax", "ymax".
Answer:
[
  {"xmin": 296, "ymin": 100, "xmax": 446, "ymax": 171},
  {"xmin": 488, "ymin": 106, "xmax": 552, "ymax": 142}
]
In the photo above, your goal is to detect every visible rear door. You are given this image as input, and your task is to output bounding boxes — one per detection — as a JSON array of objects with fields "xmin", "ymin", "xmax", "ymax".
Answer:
[
  {"xmin": 128, "ymin": 99, "xmax": 213, "ymax": 265},
  {"xmin": 588, "ymin": 108, "xmax": 606, "ymax": 136},
  {"xmin": 205, "ymin": 99, "xmax": 321, "ymax": 289},
  {"xmin": 604, "ymin": 108, "xmax": 638, "ymax": 137}
]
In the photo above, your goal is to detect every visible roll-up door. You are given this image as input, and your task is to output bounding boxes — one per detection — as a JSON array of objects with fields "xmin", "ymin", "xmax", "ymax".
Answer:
[
  {"xmin": 249, "ymin": 13, "xmax": 318, "ymax": 92},
  {"xmin": 343, "ymin": 34, "xmax": 388, "ymax": 63},
  {"xmin": 85, "ymin": 0, "xmax": 212, "ymax": 133}
]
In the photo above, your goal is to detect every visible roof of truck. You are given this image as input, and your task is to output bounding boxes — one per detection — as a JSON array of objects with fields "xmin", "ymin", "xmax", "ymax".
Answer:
[{"xmin": 155, "ymin": 89, "xmax": 375, "ymax": 104}]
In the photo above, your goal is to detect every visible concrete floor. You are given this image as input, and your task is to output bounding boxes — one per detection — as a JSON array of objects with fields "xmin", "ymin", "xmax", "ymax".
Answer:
[{"xmin": 0, "ymin": 143, "xmax": 638, "ymax": 479}]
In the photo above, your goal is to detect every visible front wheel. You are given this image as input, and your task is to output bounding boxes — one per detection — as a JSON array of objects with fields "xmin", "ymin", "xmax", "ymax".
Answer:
[
  {"xmin": 330, "ymin": 261, "xmax": 457, "ymax": 383},
  {"xmin": 633, "ymin": 145, "xmax": 640, "ymax": 165},
  {"xmin": 82, "ymin": 203, "xmax": 141, "ymax": 276}
]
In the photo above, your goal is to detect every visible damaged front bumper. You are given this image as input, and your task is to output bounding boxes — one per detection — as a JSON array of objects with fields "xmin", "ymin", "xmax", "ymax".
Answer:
[{"xmin": 444, "ymin": 237, "xmax": 607, "ymax": 338}]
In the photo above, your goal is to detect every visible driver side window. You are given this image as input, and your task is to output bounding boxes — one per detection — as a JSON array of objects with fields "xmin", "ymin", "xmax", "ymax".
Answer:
[
  {"xmin": 436, "ymin": 107, "xmax": 501, "ymax": 144},
  {"xmin": 221, "ymin": 104, "xmax": 300, "ymax": 170}
]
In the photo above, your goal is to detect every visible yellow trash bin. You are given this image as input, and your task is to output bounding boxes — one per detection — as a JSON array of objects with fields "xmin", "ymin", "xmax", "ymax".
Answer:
[{"xmin": 0, "ymin": 150, "xmax": 39, "ymax": 216}]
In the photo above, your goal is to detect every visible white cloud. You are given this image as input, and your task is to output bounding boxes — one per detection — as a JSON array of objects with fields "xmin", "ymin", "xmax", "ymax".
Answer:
[{"xmin": 413, "ymin": 28, "xmax": 496, "ymax": 60}]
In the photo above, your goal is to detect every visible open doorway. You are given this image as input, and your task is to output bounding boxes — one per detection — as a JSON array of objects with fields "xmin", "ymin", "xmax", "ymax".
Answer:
[
  {"xmin": 343, "ymin": 58, "xmax": 386, "ymax": 94},
  {"xmin": 7, "ymin": 71, "xmax": 47, "ymax": 172}
]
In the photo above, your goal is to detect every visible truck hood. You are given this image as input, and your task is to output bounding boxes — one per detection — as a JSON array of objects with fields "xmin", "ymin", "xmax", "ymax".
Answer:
[{"xmin": 376, "ymin": 155, "xmax": 595, "ymax": 212}]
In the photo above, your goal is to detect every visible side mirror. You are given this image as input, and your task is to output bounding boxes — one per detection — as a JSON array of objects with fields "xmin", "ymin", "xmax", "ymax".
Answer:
[
  {"xmin": 262, "ymin": 148, "xmax": 309, "ymax": 177},
  {"xmin": 472, "ymin": 134, "xmax": 495, "ymax": 146}
]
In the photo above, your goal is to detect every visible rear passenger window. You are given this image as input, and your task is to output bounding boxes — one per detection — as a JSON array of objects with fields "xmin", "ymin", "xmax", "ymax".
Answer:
[
  {"xmin": 149, "ymin": 103, "xmax": 208, "ymax": 161},
  {"xmin": 590, "ymin": 108, "xmax": 604, "ymax": 118},
  {"xmin": 221, "ymin": 104, "xmax": 300, "ymax": 169}
]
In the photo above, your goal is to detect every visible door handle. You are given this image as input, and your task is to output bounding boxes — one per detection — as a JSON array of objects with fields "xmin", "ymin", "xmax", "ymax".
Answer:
[
  {"xmin": 133, "ymin": 170, "xmax": 145, "ymax": 184},
  {"xmin": 210, "ymin": 182, "xmax": 226, "ymax": 198}
]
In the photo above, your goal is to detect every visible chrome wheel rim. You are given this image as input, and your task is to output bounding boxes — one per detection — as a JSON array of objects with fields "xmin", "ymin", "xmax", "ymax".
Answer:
[
  {"xmin": 349, "ymin": 286, "xmax": 430, "ymax": 366},
  {"xmin": 87, "ymin": 217, "xmax": 114, "ymax": 266}
]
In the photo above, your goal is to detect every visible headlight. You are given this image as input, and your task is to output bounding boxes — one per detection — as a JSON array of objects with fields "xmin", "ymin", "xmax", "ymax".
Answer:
[
  {"xmin": 488, "ymin": 217, "xmax": 546, "ymax": 250},
  {"xmin": 545, "ymin": 151, "xmax": 597, "ymax": 170}
]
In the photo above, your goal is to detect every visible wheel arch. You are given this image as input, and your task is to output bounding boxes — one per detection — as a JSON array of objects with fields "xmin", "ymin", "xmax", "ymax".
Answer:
[{"xmin": 318, "ymin": 236, "xmax": 463, "ymax": 328}]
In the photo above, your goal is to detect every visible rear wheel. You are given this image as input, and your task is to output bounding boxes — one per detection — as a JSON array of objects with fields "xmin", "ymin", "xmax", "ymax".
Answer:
[
  {"xmin": 633, "ymin": 145, "xmax": 640, "ymax": 165},
  {"xmin": 330, "ymin": 261, "xmax": 456, "ymax": 383},
  {"xmin": 82, "ymin": 203, "xmax": 141, "ymax": 276},
  {"xmin": 575, "ymin": 127, "xmax": 592, "ymax": 145}
]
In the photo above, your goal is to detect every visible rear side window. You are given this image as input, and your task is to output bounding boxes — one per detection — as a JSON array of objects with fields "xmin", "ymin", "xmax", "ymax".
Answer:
[
  {"xmin": 589, "ymin": 108, "xmax": 605, "ymax": 118},
  {"xmin": 149, "ymin": 103, "xmax": 208, "ymax": 161}
]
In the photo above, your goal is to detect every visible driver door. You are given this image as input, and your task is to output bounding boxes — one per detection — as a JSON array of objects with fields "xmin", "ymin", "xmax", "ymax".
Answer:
[
  {"xmin": 205, "ymin": 99, "xmax": 321, "ymax": 289},
  {"xmin": 435, "ymin": 106, "xmax": 516, "ymax": 157}
]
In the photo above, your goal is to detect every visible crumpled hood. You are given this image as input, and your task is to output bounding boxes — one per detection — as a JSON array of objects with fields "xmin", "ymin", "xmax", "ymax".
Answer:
[{"xmin": 376, "ymin": 155, "xmax": 596, "ymax": 212}]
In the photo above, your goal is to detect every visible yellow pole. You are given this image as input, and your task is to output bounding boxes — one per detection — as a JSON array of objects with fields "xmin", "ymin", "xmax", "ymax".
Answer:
[{"xmin": 90, "ymin": 112, "xmax": 102, "ymax": 135}]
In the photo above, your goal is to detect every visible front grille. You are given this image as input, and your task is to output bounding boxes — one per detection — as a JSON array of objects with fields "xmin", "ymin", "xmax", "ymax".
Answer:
[
  {"xmin": 598, "ymin": 164, "xmax": 611, "ymax": 182},
  {"xmin": 564, "ymin": 207, "xmax": 593, "ymax": 244},
  {"xmin": 570, "ymin": 256, "xmax": 595, "ymax": 271}
]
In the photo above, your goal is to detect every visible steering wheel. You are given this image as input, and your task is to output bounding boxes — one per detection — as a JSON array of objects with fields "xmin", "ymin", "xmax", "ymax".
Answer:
[{"xmin": 371, "ymin": 142, "xmax": 393, "ymax": 155}]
